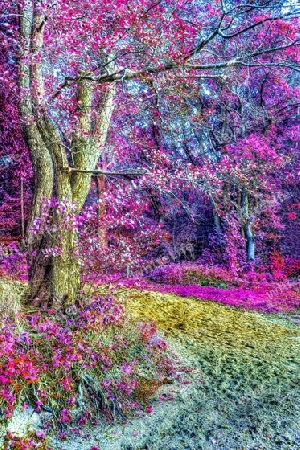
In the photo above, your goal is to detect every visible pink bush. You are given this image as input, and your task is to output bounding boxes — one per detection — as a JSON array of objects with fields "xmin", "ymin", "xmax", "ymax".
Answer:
[
  {"xmin": 284, "ymin": 256, "xmax": 300, "ymax": 278},
  {"xmin": 0, "ymin": 295, "xmax": 174, "ymax": 432},
  {"xmin": 148, "ymin": 263, "xmax": 234, "ymax": 286},
  {"xmin": 0, "ymin": 242, "xmax": 28, "ymax": 281}
]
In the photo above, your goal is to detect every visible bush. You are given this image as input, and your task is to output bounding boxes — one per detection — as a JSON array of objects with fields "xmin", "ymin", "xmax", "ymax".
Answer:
[
  {"xmin": 3, "ymin": 431, "xmax": 49, "ymax": 450},
  {"xmin": 0, "ymin": 243, "xmax": 27, "ymax": 282},
  {"xmin": 0, "ymin": 295, "xmax": 174, "ymax": 436},
  {"xmin": 148, "ymin": 263, "xmax": 232, "ymax": 287},
  {"xmin": 284, "ymin": 256, "xmax": 300, "ymax": 278}
]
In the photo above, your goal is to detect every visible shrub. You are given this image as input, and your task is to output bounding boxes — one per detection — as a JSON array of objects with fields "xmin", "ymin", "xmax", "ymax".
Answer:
[
  {"xmin": 3, "ymin": 431, "xmax": 49, "ymax": 450},
  {"xmin": 284, "ymin": 256, "xmax": 300, "ymax": 278},
  {"xmin": 148, "ymin": 263, "xmax": 233, "ymax": 287},
  {"xmin": 147, "ymin": 264, "xmax": 183, "ymax": 285},
  {"xmin": 0, "ymin": 295, "xmax": 174, "ymax": 437},
  {"xmin": 0, "ymin": 242, "xmax": 27, "ymax": 282},
  {"xmin": 269, "ymin": 251, "xmax": 286, "ymax": 281}
]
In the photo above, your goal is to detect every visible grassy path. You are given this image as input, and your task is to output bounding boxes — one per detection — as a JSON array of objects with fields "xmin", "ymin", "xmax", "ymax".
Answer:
[
  {"xmin": 49, "ymin": 286, "xmax": 300, "ymax": 449},
  {"xmin": 118, "ymin": 289, "xmax": 300, "ymax": 450}
]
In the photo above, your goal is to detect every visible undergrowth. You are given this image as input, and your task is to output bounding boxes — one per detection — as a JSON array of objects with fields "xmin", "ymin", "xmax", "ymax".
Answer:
[
  {"xmin": 0, "ymin": 287, "xmax": 175, "ymax": 449},
  {"xmin": 147, "ymin": 263, "xmax": 232, "ymax": 287}
]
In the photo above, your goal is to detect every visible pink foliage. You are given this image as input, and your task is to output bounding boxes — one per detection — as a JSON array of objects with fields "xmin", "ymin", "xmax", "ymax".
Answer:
[
  {"xmin": 119, "ymin": 277, "xmax": 300, "ymax": 314},
  {"xmin": 0, "ymin": 295, "xmax": 172, "ymax": 426},
  {"xmin": 148, "ymin": 263, "xmax": 234, "ymax": 286},
  {"xmin": 0, "ymin": 242, "xmax": 28, "ymax": 281}
]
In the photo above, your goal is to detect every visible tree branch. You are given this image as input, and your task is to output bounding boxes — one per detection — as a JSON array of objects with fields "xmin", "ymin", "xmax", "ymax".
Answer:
[
  {"xmin": 219, "ymin": 16, "xmax": 286, "ymax": 39},
  {"xmin": 66, "ymin": 167, "xmax": 145, "ymax": 177},
  {"xmin": 58, "ymin": 42, "xmax": 298, "ymax": 86}
]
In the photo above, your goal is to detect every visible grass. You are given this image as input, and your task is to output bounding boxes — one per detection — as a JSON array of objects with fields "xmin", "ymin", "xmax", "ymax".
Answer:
[
  {"xmin": 0, "ymin": 278, "xmax": 27, "ymax": 317},
  {"xmin": 103, "ymin": 287, "xmax": 300, "ymax": 449}
]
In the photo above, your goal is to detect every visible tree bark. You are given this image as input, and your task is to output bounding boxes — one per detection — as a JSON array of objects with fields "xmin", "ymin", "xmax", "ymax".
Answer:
[
  {"xmin": 19, "ymin": 1, "xmax": 115, "ymax": 308},
  {"xmin": 210, "ymin": 195, "xmax": 222, "ymax": 234},
  {"xmin": 96, "ymin": 174, "xmax": 108, "ymax": 247},
  {"xmin": 241, "ymin": 187, "xmax": 255, "ymax": 262},
  {"xmin": 245, "ymin": 229, "xmax": 255, "ymax": 262}
]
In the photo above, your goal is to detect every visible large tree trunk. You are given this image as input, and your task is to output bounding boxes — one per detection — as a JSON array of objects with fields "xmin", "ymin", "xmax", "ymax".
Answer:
[
  {"xmin": 23, "ymin": 100, "xmax": 115, "ymax": 308},
  {"xmin": 19, "ymin": 1, "xmax": 115, "ymax": 309},
  {"xmin": 22, "ymin": 116, "xmax": 82, "ymax": 308}
]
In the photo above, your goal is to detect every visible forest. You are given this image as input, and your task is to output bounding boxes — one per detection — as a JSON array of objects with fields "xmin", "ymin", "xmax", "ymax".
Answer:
[{"xmin": 0, "ymin": 0, "xmax": 299, "ymax": 449}]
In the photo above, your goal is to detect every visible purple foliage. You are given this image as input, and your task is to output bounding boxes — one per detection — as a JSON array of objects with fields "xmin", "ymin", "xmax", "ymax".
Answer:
[{"xmin": 119, "ymin": 278, "xmax": 300, "ymax": 314}]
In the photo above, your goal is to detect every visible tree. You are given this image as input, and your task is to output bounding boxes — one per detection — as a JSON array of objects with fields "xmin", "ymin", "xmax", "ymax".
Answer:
[
  {"xmin": 1, "ymin": 0, "xmax": 298, "ymax": 308},
  {"xmin": 0, "ymin": 20, "xmax": 31, "ymax": 240},
  {"xmin": 161, "ymin": 29, "xmax": 299, "ymax": 266}
]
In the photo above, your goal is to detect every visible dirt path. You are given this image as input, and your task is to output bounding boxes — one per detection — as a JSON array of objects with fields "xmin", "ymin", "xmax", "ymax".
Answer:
[{"xmin": 53, "ymin": 289, "xmax": 300, "ymax": 450}]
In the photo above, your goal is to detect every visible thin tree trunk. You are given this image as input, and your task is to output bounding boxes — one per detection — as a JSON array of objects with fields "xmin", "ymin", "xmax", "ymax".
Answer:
[
  {"xmin": 241, "ymin": 187, "xmax": 255, "ymax": 262},
  {"xmin": 96, "ymin": 174, "xmax": 108, "ymax": 247},
  {"xmin": 20, "ymin": 178, "xmax": 25, "ymax": 239},
  {"xmin": 245, "ymin": 228, "xmax": 255, "ymax": 262},
  {"xmin": 209, "ymin": 195, "xmax": 222, "ymax": 234}
]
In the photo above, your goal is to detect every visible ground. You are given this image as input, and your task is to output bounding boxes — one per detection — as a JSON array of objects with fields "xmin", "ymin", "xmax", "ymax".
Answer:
[{"xmin": 51, "ymin": 288, "xmax": 300, "ymax": 450}]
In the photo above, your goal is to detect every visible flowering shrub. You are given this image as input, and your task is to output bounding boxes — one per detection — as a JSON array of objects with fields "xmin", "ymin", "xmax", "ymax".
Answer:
[
  {"xmin": 269, "ymin": 251, "xmax": 286, "ymax": 281},
  {"xmin": 0, "ymin": 242, "xmax": 27, "ymax": 281},
  {"xmin": 79, "ymin": 190, "xmax": 168, "ymax": 280},
  {"xmin": 147, "ymin": 264, "xmax": 183, "ymax": 284},
  {"xmin": 0, "ymin": 295, "xmax": 173, "ymax": 436},
  {"xmin": 284, "ymin": 256, "xmax": 300, "ymax": 278},
  {"xmin": 147, "ymin": 263, "xmax": 233, "ymax": 287},
  {"xmin": 3, "ymin": 431, "xmax": 49, "ymax": 450},
  {"xmin": 267, "ymin": 253, "xmax": 300, "ymax": 281}
]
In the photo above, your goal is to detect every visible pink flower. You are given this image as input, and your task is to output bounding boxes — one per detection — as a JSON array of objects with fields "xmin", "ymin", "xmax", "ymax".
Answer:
[
  {"xmin": 60, "ymin": 408, "xmax": 72, "ymax": 423},
  {"xmin": 121, "ymin": 362, "xmax": 133, "ymax": 375},
  {"xmin": 0, "ymin": 376, "xmax": 10, "ymax": 385},
  {"xmin": 36, "ymin": 430, "xmax": 46, "ymax": 439},
  {"xmin": 58, "ymin": 432, "xmax": 67, "ymax": 440}
]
